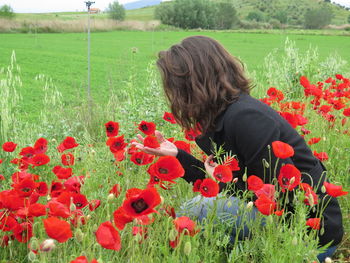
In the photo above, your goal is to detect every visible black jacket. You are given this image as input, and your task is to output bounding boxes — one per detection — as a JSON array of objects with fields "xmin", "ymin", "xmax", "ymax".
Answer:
[{"xmin": 176, "ymin": 92, "xmax": 343, "ymax": 247}]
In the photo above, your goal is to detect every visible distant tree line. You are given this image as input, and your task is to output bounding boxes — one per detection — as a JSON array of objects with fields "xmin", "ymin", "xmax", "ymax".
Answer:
[
  {"xmin": 0, "ymin": 4, "xmax": 15, "ymax": 18},
  {"xmin": 106, "ymin": 1, "xmax": 125, "ymax": 21},
  {"xmin": 155, "ymin": 0, "xmax": 238, "ymax": 30}
]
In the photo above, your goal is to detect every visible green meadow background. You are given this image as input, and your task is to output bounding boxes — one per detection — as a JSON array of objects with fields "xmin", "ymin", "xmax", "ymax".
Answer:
[{"xmin": 1, "ymin": 31, "xmax": 350, "ymax": 122}]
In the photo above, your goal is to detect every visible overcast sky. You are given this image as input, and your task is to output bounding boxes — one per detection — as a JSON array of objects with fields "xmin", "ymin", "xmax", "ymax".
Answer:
[{"xmin": 0, "ymin": 0, "xmax": 349, "ymax": 13}]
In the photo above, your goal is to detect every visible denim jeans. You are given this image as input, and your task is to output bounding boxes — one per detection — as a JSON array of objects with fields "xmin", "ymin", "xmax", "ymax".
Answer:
[
  {"xmin": 177, "ymin": 194, "xmax": 259, "ymax": 241},
  {"xmin": 177, "ymin": 194, "xmax": 337, "ymax": 262}
]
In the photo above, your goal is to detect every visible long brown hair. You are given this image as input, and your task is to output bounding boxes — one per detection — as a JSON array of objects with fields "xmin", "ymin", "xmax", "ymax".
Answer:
[{"xmin": 157, "ymin": 35, "xmax": 251, "ymax": 133}]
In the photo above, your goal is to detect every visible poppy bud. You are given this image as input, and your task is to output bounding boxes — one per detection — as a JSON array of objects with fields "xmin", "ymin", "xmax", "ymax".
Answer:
[
  {"xmin": 289, "ymin": 177, "xmax": 295, "ymax": 185},
  {"xmin": 242, "ymin": 173, "xmax": 247, "ymax": 182},
  {"xmin": 169, "ymin": 229, "xmax": 178, "ymax": 242},
  {"xmin": 107, "ymin": 193, "xmax": 115, "ymax": 203},
  {"xmin": 184, "ymin": 241, "xmax": 192, "ymax": 256},
  {"xmin": 160, "ymin": 196, "xmax": 164, "ymax": 205},
  {"xmin": 320, "ymin": 227, "xmax": 325, "ymax": 236},
  {"xmin": 226, "ymin": 201, "xmax": 232, "ymax": 208},
  {"xmin": 306, "ymin": 193, "xmax": 314, "ymax": 207},
  {"xmin": 321, "ymin": 185, "xmax": 326, "ymax": 194},
  {"xmin": 324, "ymin": 257, "xmax": 332, "ymax": 263},
  {"xmin": 262, "ymin": 159, "xmax": 270, "ymax": 168},
  {"xmin": 28, "ymin": 251, "xmax": 36, "ymax": 261},
  {"xmin": 232, "ymin": 178, "xmax": 238, "ymax": 183},
  {"xmin": 70, "ymin": 202, "xmax": 76, "ymax": 212},
  {"xmin": 246, "ymin": 201, "xmax": 254, "ymax": 210},
  {"xmin": 30, "ymin": 237, "xmax": 39, "ymax": 251},
  {"xmin": 292, "ymin": 236, "xmax": 298, "ymax": 246},
  {"xmin": 40, "ymin": 239, "xmax": 56, "ymax": 252},
  {"xmin": 75, "ymin": 229, "xmax": 84, "ymax": 243}
]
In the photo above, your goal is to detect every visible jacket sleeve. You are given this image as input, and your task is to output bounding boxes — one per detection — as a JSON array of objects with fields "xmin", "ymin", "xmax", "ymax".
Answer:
[
  {"xmin": 176, "ymin": 149, "xmax": 206, "ymax": 184},
  {"xmin": 225, "ymin": 108, "xmax": 294, "ymax": 183}
]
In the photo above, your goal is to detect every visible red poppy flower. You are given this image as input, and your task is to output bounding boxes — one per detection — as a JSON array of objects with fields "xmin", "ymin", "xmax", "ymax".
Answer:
[
  {"xmin": 223, "ymin": 156, "xmax": 240, "ymax": 171},
  {"xmin": 255, "ymin": 184, "xmax": 275, "ymax": 200},
  {"xmin": 163, "ymin": 112, "xmax": 176, "ymax": 124},
  {"xmin": 106, "ymin": 135, "xmax": 127, "ymax": 153},
  {"xmin": 254, "ymin": 194, "xmax": 276, "ymax": 215},
  {"xmin": 95, "ymin": 221, "xmax": 121, "ymax": 251},
  {"xmin": 0, "ymin": 174, "xmax": 4, "ymax": 180},
  {"xmin": 113, "ymin": 207, "xmax": 133, "ymax": 230},
  {"xmin": 71, "ymin": 193, "xmax": 88, "ymax": 209},
  {"xmin": 272, "ymin": 141, "xmax": 294, "ymax": 159},
  {"xmin": 64, "ymin": 176, "xmax": 84, "ymax": 193},
  {"xmin": 13, "ymin": 222, "xmax": 33, "ymax": 243},
  {"xmin": 88, "ymin": 199, "xmax": 101, "ymax": 211},
  {"xmin": 300, "ymin": 183, "xmax": 318, "ymax": 206},
  {"xmin": 28, "ymin": 203, "xmax": 47, "ymax": 217},
  {"xmin": 323, "ymin": 182, "xmax": 348, "ymax": 197},
  {"xmin": 174, "ymin": 216, "xmax": 198, "ymax": 236},
  {"xmin": 138, "ymin": 121, "xmax": 156, "ymax": 135},
  {"xmin": 313, "ymin": 151, "xmax": 328, "ymax": 162},
  {"xmin": 122, "ymin": 187, "xmax": 161, "ymax": 218},
  {"xmin": 148, "ymin": 156, "xmax": 184, "ymax": 182},
  {"xmin": 35, "ymin": 182, "xmax": 49, "ymax": 196},
  {"xmin": 247, "ymin": 175, "xmax": 264, "ymax": 191},
  {"xmin": 267, "ymin": 87, "xmax": 278, "ymax": 97},
  {"xmin": 113, "ymin": 149, "xmax": 126, "ymax": 162},
  {"xmin": 300, "ymin": 76, "xmax": 310, "ymax": 88},
  {"xmin": 0, "ymin": 214, "xmax": 18, "ymax": 231},
  {"xmin": 48, "ymin": 201, "xmax": 71, "ymax": 218},
  {"xmin": 301, "ymin": 127, "xmax": 311, "ymax": 135},
  {"xmin": 200, "ymin": 178, "xmax": 219, "ymax": 197},
  {"xmin": 143, "ymin": 135, "xmax": 160, "ymax": 148},
  {"xmin": 319, "ymin": 105, "xmax": 332, "ymax": 114},
  {"xmin": 335, "ymin": 74, "xmax": 343, "ymax": 80},
  {"xmin": 184, "ymin": 127, "xmax": 201, "ymax": 141},
  {"xmin": 174, "ymin": 140, "xmax": 191, "ymax": 154},
  {"xmin": 2, "ymin": 142, "xmax": 17, "ymax": 152},
  {"xmin": 29, "ymin": 154, "xmax": 50, "ymax": 167},
  {"xmin": 280, "ymin": 112, "xmax": 298, "ymax": 128},
  {"xmin": 61, "ymin": 153, "xmax": 75, "ymax": 166},
  {"xmin": 70, "ymin": 256, "xmax": 99, "ymax": 263},
  {"xmin": 278, "ymin": 164, "xmax": 301, "ymax": 192},
  {"xmin": 57, "ymin": 137, "xmax": 79, "ymax": 153},
  {"xmin": 343, "ymin": 108, "xmax": 350, "ymax": 117},
  {"xmin": 13, "ymin": 178, "xmax": 36, "ymax": 197},
  {"xmin": 192, "ymin": 179, "xmax": 202, "ymax": 192},
  {"xmin": 43, "ymin": 217, "xmax": 72, "ymax": 243},
  {"xmin": 306, "ymin": 218, "xmax": 321, "ymax": 230},
  {"xmin": 274, "ymin": 209, "xmax": 284, "ymax": 216},
  {"xmin": 20, "ymin": 146, "xmax": 35, "ymax": 159},
  {"xmin": 307, "ymin": 137, "xmax": 321, "ymax": 145},
  {"xmin": 109, "ymin": 184, "xmax": 121, "ymax": 198},
  {"xmin": 52, "ymin": 166, "xmax": 73, "ymax": 180},
  {"xmin": 130, "ymin": 151, "xmax": 154, "ymax": 166},
  {"xmin": 34, "ymin": 137, "xmax": 48, "ymax": 154},
  {"xmin": 105, "ymin": 121, "xmax": 119, "ymax": 137},
  {"xmin": 213, "ymin": 165, "xmax": 233, "ymax": 183}
]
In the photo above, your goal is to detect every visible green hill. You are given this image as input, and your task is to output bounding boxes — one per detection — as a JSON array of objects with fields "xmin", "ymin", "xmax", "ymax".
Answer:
[
  {"xmin": 230, "ymin": 0, "xmax": 349, "ymax": 25},
  {"xmin": 150, "ymin": 0, "xmax": 349, "ymax": 26}
]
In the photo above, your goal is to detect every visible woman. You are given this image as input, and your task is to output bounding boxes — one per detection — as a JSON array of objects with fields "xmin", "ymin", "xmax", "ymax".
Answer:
[{"xmin": 133, "ymin": 36, "xmax": 343, "ymax": 261}]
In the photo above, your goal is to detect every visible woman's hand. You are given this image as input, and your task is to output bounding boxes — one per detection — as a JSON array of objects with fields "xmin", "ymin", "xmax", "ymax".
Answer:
[
  {"xmin": 204, "ymin": 154, "xmax": 218, "ymax": 179},
  {"xmin": 131, "ymin": 130, "xmax": 178, "ymax": 157}
]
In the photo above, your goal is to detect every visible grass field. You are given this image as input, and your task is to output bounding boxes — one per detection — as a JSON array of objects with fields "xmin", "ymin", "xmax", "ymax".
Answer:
[
  {"xmin": 0, "ymin": 30, "xmax": 349, "ymax": 262},
  {"xmin": 0, "ymin": 31, "xmax": 350, "ymax": 122}
]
